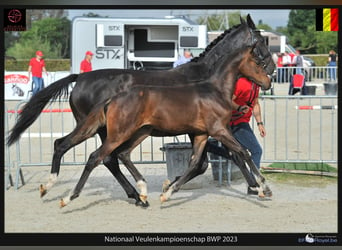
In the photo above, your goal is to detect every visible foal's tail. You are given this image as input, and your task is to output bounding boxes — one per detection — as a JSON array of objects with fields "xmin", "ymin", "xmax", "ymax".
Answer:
[{"xmin": 7, "ymin": 74, "xmax": 79, "ymax": 146}]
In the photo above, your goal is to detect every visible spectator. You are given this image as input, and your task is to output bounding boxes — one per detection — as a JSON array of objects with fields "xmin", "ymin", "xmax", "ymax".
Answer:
[
  {"xmin": 282, "ymin": 52, "xmax": 292, "ymax": 81},
  {"xmin": 80, "ymin": 51, "xmax": 94, "ymax": 73},
  {"xmin": 294, "ymin": 50, "xmax": 304, "ymax": 75},
  {"xmin": 276, "ymin": 52, "xmax": 284, "ymax": 83},
  {"xmin": 28, "ymin": 50, "xmax": 48, "ymax": 96},
  {"xmin": 328, "ymin": 50, "xmax": 337, "ymax": 81},
  {"xmin": 173, "ymin": 49, "xmax": 193, "ymax": 68}
]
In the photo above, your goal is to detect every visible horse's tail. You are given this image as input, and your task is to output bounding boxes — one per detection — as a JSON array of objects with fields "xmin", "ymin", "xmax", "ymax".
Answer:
[{"xmin": 7, "ymin": 74, "xmax": 79, "ymax": 146}]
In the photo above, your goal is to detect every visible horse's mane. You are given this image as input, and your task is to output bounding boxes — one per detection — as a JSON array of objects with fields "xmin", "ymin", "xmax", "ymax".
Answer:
[{"xmin": 191, "ymin": 23, "xmax": 242, "ymax": 63}]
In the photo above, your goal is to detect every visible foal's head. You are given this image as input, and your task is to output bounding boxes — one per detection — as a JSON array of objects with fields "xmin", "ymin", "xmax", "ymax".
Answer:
[{"xmin": 238, "ymin": 15, "xmax": 276, "ymax": 90}]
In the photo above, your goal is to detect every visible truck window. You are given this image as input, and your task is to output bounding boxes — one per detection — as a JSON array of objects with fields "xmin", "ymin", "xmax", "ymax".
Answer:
[
  {"xmin": 104, "ymin": 36, "xmax": 122, "ymax": 46},
  {"xmin": 180, "ymin": 36, "xmax": 198, "ymax": 47},
  {"xmin": 134, "ymin": 29, "xmax": 175, "ymax": 58}
]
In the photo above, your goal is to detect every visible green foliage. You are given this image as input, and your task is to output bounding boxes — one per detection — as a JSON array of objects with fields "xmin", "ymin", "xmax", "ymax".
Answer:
[
  {"xmin": 287, "ymin": 9, "xmax": 338, "ymax": 54},
  {"xmin": 197, "ymin": 11, "xmax": 245, "ymax": 31},
  {"xmin": 310, "ymin": 55, "xmax": 330, "ymax": 66},
  {"xmin": 5, "ymin": 59, "xmax": 70, "ymax": 71},
  {"xmin": 267, "ymin": 162, "xmax": 337, "ymax": 173},
  {"xmin": 256, "ymin": 23, "xmax": 272, "ymax": 31},
  {"xmin": 314, "ymin": 31, "xmax": 338, "ymax": 54},
  {"xmin": 5, "ymin": 17, "xmax": 70, "ymax": 59},
  {"xmin": 6, "ymin": 38, "xmax": 61, "ymax": 59}
]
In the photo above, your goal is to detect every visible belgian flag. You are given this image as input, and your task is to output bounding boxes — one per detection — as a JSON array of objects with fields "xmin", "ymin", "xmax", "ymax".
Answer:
[{"xmin": 316, "ymin": 8, "xmax": 339, "ymax": 31}]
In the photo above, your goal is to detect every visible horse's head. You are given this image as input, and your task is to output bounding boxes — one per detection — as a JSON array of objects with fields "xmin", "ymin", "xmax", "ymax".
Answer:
[{"xmin": 238, "ymin": 15, "xmax": 276, "ymax": 90}]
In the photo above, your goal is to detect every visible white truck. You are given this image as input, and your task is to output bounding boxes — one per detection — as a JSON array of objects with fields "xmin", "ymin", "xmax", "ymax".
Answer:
[{"xmin": 71, "ymin": 16, "xmax": 207, "ymax": 73}]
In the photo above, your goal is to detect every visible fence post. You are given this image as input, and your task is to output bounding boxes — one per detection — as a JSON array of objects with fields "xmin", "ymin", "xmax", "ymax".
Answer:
[{"xmin": 4, "ymin": 105, "xmax": 13, "ymax": 190}]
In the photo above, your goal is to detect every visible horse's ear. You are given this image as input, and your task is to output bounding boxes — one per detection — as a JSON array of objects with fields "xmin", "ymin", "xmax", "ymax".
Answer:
[
  {"xmin": 247, "ymin": 14, "xmax": 256, "ymax": 29},
  {"xmin": 240, "ymin": 16, "xmax": 246, "ymax": 25}
]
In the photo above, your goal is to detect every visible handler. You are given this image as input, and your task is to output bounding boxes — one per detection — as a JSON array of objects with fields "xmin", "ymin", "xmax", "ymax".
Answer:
[
  {"xmin": 208, "ymin": 77, "xmax": 266, "ymax": 195},
  {"xmin": 80, "ymin": 50, "xmax": 94, "ymax": 73},
  {"xmin": 28, "ymin": 50, "xmax": 48, "ymax": 96}
]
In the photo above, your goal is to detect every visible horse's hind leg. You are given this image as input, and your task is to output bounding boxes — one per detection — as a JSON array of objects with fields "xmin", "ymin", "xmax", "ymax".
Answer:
[
  {"xmin": 97, "ymin": 127, "xmax": 148, "ymax": 207},
  {"xmin": 60, "ymin": 138, "xmax": 125, "ymax": 207},
  {"xmin": 40, "ymin": 131, "xmax": 91, "ymax": 197},
  {"xmin": 116, "ymin": 130, "xmax": 152, "ymax": 207},
  {"xmin": 39, "ymin": 135, "xmax": 68, "ymax": 197},
  {"xmin": 42, "ymin": 106, "xmax": 106, "ymax": 200}
]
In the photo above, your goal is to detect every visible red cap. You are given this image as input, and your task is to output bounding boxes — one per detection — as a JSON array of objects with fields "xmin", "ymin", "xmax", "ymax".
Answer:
[
  {"xmin": 36, "ymin": 51, "xmax": 44, "ymax": 56},
  {"xmin": 86, "ymin": 51, "xmax": 94, "ymax": 56}
]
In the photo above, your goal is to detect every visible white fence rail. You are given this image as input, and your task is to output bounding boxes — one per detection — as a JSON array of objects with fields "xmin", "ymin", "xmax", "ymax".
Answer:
[
  {"xmin": 4, "ymin": 94, "xmax": 337, "ymax": 189},
  {"xmin": 274, "ymin": 66, "xmax": 338, "ymax": 83}
]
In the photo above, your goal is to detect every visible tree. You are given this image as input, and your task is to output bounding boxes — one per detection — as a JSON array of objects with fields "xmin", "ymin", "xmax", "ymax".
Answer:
[
  {"xmin": 286, "ymin": 9, "xmax": 337, "ymax": 53},
  {"xmin": 26, "ymin": 9, "xmax": 67, "ymax": 29},
  {"xmin": 197, "ymin": 11, "xmax": 244, "ymax": 31},
  {"xmin": 6, "ymin": 17, "xmax": 71, "ymax": 59}
]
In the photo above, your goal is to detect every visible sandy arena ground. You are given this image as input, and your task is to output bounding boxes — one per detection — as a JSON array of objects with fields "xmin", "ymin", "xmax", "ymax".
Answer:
[
  {"xmin": 4, "ymin": 83, "xmax": 338, "ymax": 234},
  {"xmin": 5, "ymin": 163, "xmax": 337, "ymax": 233}
]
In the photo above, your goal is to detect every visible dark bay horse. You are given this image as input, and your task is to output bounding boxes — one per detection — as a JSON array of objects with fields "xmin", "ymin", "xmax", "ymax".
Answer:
[
  {"xmin": 57, "ymin": 43, "xmax": 273, "ymax": 207},
  {"xmin": 7, "ymin": 15, "xmax": 275, "ymax": 207}
]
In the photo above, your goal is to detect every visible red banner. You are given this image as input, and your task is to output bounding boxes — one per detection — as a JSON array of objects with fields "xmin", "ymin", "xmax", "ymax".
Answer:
[{"xmin": 4, "ymin": 74, "xmax": 29, "ymax": 84}]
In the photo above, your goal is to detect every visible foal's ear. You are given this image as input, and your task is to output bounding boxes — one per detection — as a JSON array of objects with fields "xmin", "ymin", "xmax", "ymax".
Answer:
[
  {"xmin": 247, "ymin": 14, "xmax": 256, "ymax": 29},
  {"xmin": 240, "ymin": 16, "xmax": 246, "ymax": 25}
]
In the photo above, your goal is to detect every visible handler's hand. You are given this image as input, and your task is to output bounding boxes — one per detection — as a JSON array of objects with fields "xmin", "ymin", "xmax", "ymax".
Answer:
[{"xmin": 258, "ymin": 125, "xmax": 266, "ymax": 137}]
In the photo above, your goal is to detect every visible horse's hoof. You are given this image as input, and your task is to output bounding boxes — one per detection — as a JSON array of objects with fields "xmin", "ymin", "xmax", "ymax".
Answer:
[
  {"xmin": 160, "ymin": 194, "xmax": 168, "ymax": 203},
  {"xmin": 258, "ymin": 191, "xmax": 265, "ymax": 198},
  {"xmin": 162, "ymin": 179, "xmax": 171, "ymax": 193},
  {"xmin": 139, "ymin": 194, "xmax": 148, "ymax": 203},
  {"xmin": 135, "ymin": 200, "xmax": 149, "ymax": 208},
  {"xmin": 39, "ymin": 184, "xmax": 47, "ymax": 198},
  {"xmin": 60, "ymin": 199, "xmax": 67, "ymax": 208},
  {"xmin": 264, "ymin": 190, "xmax": 273, "ymax": 197}
]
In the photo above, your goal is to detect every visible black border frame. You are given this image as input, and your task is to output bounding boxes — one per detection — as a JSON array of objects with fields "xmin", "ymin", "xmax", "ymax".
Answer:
[{"xmin": 1, "ymin": 0, "xmax": 341, "ymax": 248}]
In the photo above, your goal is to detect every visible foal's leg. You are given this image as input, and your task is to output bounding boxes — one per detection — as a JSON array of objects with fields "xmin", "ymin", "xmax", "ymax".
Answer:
[
  {"xmin": 163, "ymin": 133, "xmax": 209, "ymax": 192},
  {"xmin": 116, "ymin": 130, "xmax": 152, "ymax": 206},
  {"xmin": 206, "ymin": 140, "xmax": 259, "ymax": 188},
  {"xmin": 97, "ymin": 128, "xmax": 148, "ymax": 207},
  {"xmin": 40, "ymin": 129, "xmax": 96, "ymax": 197},
  {"xmin": 40, "ymin": 107, "xmax": 104, "ymax": 197},
  {"xmin": 212, "ymin": 128, "xmax": 272, "ymax": 198},
  {"xmin": 160, "ymin": 134, "xmax": 208, "ymax": 202},
  {"xmin": 60, "ymin": 137, "xmax": 127, "ymax": 207},
  {"xmin": 39, "ymin": 135, "xmax": 68, "ymax": 197}
]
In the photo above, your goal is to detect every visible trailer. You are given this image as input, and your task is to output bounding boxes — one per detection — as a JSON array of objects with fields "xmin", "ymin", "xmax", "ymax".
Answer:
[{"xmin": 71, "ymin": 16, "xmax": 207, "ymax": 73}]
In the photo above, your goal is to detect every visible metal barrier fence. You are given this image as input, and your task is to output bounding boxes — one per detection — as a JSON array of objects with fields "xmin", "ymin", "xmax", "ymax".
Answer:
[
  {"xmin": 256, "ymin": 95, "xmax": 337, "ymax": 164},
  {"xmin": 5, "ymin": 95, "xmax": 337, "ymax": 189},
  {"xmin": 273, "ymin": 66, "xmax": 338, "ymax": 83},
  {"xmin": 4, "ymin": 105, "xmax": 13, "ymax": 190}
]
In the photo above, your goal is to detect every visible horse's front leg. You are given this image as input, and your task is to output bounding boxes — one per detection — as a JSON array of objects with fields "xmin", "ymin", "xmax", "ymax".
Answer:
[
  {"xmin": 160, "ymin": 134, "xmax": 208, "ymax": 202},
  {"xmin": 162, "ymin": 133, "xmax": 209, "ymax": 193},
  {"xmin": 243, "ymin": 152, "xmax": 272, "ymax": 197},
  {"xmin": 212, "ymin": 128, "xmax": 272, "ymax": 198}
]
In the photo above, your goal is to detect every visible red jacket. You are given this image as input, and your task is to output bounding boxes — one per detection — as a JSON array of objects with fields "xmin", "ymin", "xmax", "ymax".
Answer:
[
  {"xmin": 230, "ymin": 77, "xmax": 260, "ymax": 126},
  {"xmin": 29, "ymin": 58, "xmax": 45, "ymax": 78}
]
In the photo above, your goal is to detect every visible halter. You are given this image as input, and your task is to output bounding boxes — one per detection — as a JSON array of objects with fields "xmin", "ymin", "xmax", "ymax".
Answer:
[{"xmin": 249, "ymin": 28, "xmax": 270, "ymax": 70}]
